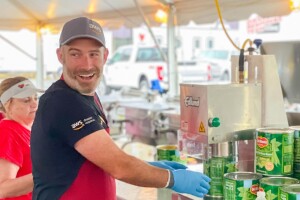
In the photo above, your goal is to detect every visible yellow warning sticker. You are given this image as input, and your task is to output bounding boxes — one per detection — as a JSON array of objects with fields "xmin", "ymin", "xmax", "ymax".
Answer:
[{"xmin": 199, "ymin": 121, "xmax": 205, "ymax": 133}]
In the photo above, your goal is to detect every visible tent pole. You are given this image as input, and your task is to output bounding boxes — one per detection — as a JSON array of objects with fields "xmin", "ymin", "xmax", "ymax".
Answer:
[
  {"xmin": 132, "ymin": 0, "xmax": 167, "ymax": 62},
  {"xmin": 167, "ymin": 4, "xmax": 178, "ymax": 98},
  {"xmin": 36, "ymin": 25, "xmax": 44, "ymax": 89}
]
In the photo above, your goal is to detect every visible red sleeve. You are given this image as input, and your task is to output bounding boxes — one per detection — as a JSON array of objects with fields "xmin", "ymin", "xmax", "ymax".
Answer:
[
  {"xmin": 0, "ymin": 127, "xmax": 24, "ymax": 167},
  {"xmin": 0, "ymin": 112, "xmax": 5, "ymax": 121}
]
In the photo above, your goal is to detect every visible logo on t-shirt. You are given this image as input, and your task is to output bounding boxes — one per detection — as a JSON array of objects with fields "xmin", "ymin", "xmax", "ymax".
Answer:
[
  {"xmin": 71, "ymin": 120, "xmax": 85, "ymax": 130},
  {"xmin": 99, "ymin": 116, "xmax": 106, "ymax": 126}
]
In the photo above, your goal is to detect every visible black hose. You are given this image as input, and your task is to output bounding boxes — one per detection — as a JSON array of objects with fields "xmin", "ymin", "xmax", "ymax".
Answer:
[{"xmin": 239, "ymin": 49, "xmax": 245, "ymax": 72}]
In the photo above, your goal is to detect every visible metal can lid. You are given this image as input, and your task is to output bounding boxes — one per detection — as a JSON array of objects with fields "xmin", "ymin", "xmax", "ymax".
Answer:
[
  {"xmin": 204, "ymin": 194, "xmax": 223, "ymax": 199},
  {"xmin": 282, "ymin": 184, "xmax": 300, "ymax": 194},
  {"xmin": 261, "ymin": 173, "xmax": 293, "ymax": 177},
  {"xmin": 224, "ymin": 172, "xmax": 262, "ymax": 180},
  {"xmin": 260, "ymin": 177, "xmax": 299, "ymax": 186},
  {"xmin": 256, "ymin": 127, "xmax": 294, "ymax": 134},
  {"xmin": 290, "ymin": 126, "xmax": 300, "ymax": 131}
]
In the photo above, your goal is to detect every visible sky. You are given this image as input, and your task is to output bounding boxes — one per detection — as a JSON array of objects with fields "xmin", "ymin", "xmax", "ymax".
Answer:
[{"xmin": 0, "ymin": 29, "xmax": 60, "ymax": 73}]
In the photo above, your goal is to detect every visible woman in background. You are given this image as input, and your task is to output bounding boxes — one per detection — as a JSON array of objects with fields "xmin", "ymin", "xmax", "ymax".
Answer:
[{"xmin": 0, "ymin": 77, "xmax": 42, "ymax": 199}]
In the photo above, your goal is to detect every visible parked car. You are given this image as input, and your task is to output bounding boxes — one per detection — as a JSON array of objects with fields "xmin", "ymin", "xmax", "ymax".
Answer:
[
  {"xmin": 102, "ymin": 45, "xmax": 168, "ymax": 94},
  {"xmin": 99, "ymin": 45, "xmax": 210, "ymax": 95},
  {"xmin": 177, "ymin": 60, "xmax": 212, "ymax": 83},
  {"xmin": 197, "ymin": 49, "xmax": 239, "ymax": 81}
]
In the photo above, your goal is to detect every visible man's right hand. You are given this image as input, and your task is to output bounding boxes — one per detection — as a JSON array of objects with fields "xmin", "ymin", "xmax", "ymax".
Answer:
[{"xmin": 171, "ymin": 169, "xmax": 211, "ymax": 198}]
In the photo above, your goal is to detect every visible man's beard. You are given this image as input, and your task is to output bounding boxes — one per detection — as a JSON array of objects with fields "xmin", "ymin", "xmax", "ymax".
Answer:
[{"xmin": 65, "ymin": 67, "xmax": 102, "ymax": 95}]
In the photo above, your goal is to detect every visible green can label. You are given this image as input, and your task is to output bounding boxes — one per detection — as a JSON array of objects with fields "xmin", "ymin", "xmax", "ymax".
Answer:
[
  {"xmin": 280, "ymin": 190, "xmax": 300, "ymax": 200},
  {"xmin": 224, "ymin": 172, "xmax": 261, "ymax": 200},
  {"xmin": 204, "ymin": 156, "xmax": 237, "ymax": 196},
  {"xmin": 294, "ymin": 163, "xmax": 300, "ymax": 173},
  {"xmin": 294, "ymin": 138, "xmax": 300, "ymax": 163},
  {"xmin": 256, "ymin": 129, "xmax": 294, "ymax": 175},
  {"xmin": 224, "ymin": 179, "xmax": 259, "ymax": 199}
]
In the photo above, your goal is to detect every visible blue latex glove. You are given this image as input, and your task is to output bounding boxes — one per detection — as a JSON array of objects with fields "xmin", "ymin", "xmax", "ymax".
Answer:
[
  {"xmin": 171, "ymin": 169, "xmax": 211, "ymax": 198},
  {"xmin": 148, "ymin": 161, "xmax": 187, "ymax": 171}
]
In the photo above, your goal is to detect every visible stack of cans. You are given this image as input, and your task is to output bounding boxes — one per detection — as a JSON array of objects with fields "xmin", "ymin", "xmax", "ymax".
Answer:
[
  {"xmin": 204, "ymin": 156, "xmax": 237, "ymax": 199},
  {"xmin": 255, "ymin": 128, "xmax": 298, "ymax": 199}
]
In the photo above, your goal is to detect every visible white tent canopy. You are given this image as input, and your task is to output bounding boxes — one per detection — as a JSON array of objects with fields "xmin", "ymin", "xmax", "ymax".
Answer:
[
  {"xmin": 1, "ymin": 0, "xmax": 291, "ymax": 31},
  {"xmin": 0, "ymin": 0, "xmax": 292, "ymax": 93}
]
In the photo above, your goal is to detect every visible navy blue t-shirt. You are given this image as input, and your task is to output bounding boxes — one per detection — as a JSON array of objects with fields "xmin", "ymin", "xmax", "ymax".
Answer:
[{"xmin": 31, "ymin": 80, "xmax": 115, "ymax": 200}]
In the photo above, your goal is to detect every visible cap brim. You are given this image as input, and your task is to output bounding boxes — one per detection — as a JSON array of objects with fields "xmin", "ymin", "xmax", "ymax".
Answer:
[
  {"xmin": 61, "ymin": 35, "xmax": 105, "ymax": 47},
  {"xmin": 13, "ymin": 88, "xmax": 44, "ymax": 99}
]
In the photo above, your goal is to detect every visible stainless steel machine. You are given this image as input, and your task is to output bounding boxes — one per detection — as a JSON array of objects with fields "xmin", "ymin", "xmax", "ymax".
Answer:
[
  {"xmin": 121, "ymin": 99, "xmax": 180, "ymax": 146},
  {"xmin": 101, "ymin": 88, "xmax": 181, "ymax": 148},
  {"xmin": 179, "ymin": 54, "xmax": 288, "ymax": 172}
]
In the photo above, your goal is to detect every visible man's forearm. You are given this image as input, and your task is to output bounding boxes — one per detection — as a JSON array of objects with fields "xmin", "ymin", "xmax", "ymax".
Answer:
[{"xmin": 115, "ymin": 155, "xmax": 169, "ymax": 188}]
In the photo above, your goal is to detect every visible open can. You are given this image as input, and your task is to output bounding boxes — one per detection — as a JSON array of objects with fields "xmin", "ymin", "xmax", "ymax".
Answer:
[
  {"xmin": 223, "ymin": 172, "xmax": 262, "ymax": 200},
  {"xmin": 280, "ymin": 184, "xmax": 300, "ymax": 199},
  {"xmin": 260, "ymin": 177, "xmax": 299, "ymax": 199}
]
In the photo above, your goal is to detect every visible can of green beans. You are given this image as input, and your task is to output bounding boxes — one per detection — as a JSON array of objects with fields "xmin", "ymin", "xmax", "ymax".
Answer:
[
  {"xmin": 204, "ymin": 156, "xmax": 237, "ymax": 197},
  {"xmin": 156, "ymin": 145, "xmax": 180, "ymax": 162},
  {"xmin": 259, "ymin": 177, "xmax": 299, "ymax": 199},
  {"xmin": 280, "ymin": 184, "xmax": 300, "ymax": 199},
  {"xmin": 256, "ymin": 128, "xmax": 294, "ymax": 176},
  {"xmin": 223, "ymin": 172, "xmax": 262, "ymax": 200}
]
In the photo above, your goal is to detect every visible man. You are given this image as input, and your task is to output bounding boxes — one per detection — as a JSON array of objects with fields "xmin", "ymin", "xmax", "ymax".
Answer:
[{"xmin": 30, "ymin": 17, "xmax": 210, "ymax": 200}]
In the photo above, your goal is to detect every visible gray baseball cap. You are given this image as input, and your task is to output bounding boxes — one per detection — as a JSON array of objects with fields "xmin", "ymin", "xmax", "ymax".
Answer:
[{"xmin": 59, "ymin": 17, "xmax": 106, "ymax": 47}]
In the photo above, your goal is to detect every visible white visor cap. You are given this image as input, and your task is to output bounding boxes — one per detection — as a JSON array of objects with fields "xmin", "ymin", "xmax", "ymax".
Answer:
[{"xmin": 0, "ymin": 80, "xmax": 44, "ymax": 105}]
